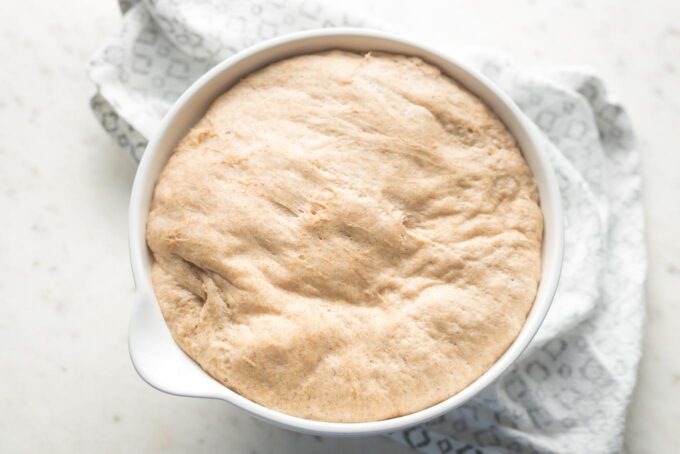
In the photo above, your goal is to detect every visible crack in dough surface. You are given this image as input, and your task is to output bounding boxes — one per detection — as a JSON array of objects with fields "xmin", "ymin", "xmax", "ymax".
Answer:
[{"xmin": 147, "ymin": 50, "xmax": 543, "ymax": 422}]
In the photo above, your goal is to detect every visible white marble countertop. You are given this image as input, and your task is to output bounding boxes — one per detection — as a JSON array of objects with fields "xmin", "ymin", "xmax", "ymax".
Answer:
[{"xmin": 1, "ymin": 0, "xmax": 678, "ymax": 452}]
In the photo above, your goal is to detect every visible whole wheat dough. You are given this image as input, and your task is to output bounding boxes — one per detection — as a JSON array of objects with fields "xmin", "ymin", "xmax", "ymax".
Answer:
[{"xmin": 146, "ymin": 50, "xmax": 543, "ymax": 422}]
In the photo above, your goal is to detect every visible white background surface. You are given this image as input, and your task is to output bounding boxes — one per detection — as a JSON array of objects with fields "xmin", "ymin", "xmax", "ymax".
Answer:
[{"xmin": 0, "ymin": 0, "xmax": 678, "ymax": 452}]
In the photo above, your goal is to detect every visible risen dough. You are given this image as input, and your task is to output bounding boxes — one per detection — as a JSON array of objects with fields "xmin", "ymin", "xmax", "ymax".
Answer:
[{"xmin": 147, "ymin": 50, "xmax": 543, "ymax": 422}]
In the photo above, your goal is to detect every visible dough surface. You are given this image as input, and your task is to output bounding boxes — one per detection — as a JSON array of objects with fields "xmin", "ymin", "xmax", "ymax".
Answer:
[{"xmin": 147, "ymin": 51, "xmax": 543, "ymax": 422}]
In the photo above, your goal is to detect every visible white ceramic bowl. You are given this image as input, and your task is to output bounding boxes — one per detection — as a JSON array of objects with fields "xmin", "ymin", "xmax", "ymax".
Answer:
[{"xmin": 129, "ymin": 28, "xmax": 563, "ymax": 437}]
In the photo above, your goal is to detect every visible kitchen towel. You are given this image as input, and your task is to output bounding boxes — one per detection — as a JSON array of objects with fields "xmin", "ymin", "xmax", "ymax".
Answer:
[{"xmin": 88, "ymin": 1, "xmax": 646, "ymax": 452}]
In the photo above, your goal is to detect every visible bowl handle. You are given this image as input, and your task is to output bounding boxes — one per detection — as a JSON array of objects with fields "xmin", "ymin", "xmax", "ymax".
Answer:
[{"xmin": 128, "ymin": 290, "xmax": 224, "ymax": 397}]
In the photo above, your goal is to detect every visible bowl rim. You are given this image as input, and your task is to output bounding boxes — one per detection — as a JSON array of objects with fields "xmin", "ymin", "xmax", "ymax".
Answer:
[{"xmin": 128, "ymin": 27, "xmax": 564, "ymax": 436}]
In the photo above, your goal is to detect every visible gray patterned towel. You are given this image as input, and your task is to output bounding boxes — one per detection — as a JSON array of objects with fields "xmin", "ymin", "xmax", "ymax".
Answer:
[{"xmin": 88, "ymin": 1, "xmax": 645, "ymax": 452}]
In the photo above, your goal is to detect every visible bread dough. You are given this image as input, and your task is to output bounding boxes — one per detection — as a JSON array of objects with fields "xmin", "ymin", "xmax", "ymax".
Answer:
[{"xmin": 146, "ymin": 50, "xmax": 543, "ymax": 422}]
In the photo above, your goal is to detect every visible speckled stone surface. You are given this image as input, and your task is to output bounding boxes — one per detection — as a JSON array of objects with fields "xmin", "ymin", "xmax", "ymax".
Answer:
[{"xmin": 0, "ymin": 0, "xmax": 678, "ymax": 452}]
